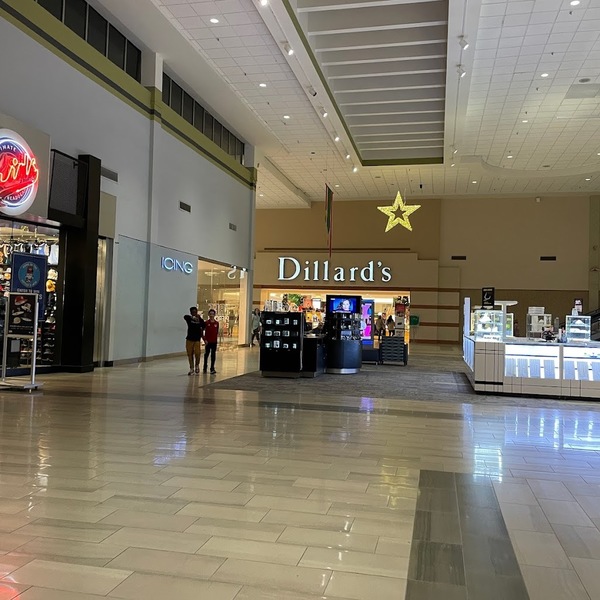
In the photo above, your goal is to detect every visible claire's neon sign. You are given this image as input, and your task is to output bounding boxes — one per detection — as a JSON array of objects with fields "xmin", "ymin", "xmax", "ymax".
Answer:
[{"xmin": 0, "ymin": 129, "xmax": 39, "ymax": 216}]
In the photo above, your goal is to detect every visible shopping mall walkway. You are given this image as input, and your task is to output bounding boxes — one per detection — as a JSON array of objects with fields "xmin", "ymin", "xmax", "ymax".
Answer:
[{"xmin": 0, "ymin": 347, "xmax": 598, "ymax": 599}]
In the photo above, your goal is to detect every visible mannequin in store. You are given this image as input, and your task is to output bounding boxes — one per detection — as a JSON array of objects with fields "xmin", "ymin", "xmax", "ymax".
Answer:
[{"xmin": 183, "ymin": 307, "xmax": 204, "ymax": 375}]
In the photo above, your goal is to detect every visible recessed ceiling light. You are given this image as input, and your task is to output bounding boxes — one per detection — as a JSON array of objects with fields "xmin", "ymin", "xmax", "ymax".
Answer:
[
  {"xmin": 284, "ymin": 43, "xmax": 294, "ymax": 56},
  {"xmin": 334, "ymin": 136, "xmax": 340, "ymax": 142},
  {"xmin": 507, "ymin": 155, "xmax": 513, "ymax": 158},
  {"xmin": 210, "ymin": 17, "xmax": 219, "ymax": 23},
  {"xmin": 259, "ymin": 193, "xmax": 264, "ymax": 197},
  {"xmin": 459, "ymin": 36, "xmax": 469, "ymax": 50},
  {"xmin": 541, "ymin": 73, "xmax": 549, "ymax": 78},
  {"xmin": 353, "ymin": 166, "xmax": 358, "ymax": 173},
  {"xmin": 321, "ymin": 109, "xmax": 328, "ymax": 118},
  {"xmin": 571, "ymin": 0, "xmax": 580, "ymax": 5},
  {"xmin": 586, "ymin": 177, "xmax": 591, "ymax": 181},
  {"xmin": 283, "ymin": 115, "xmax": 290, "ymax": 119},
  {"xmin": 522, "ymin": 120, "xmax": 528, "ymax": 123},
  {"xmin": 450, "ymin": 163, "xmax": 455, "ymax": 167},
  {"xmin": 345, "ymin": 154, "xmax": 351, "ymax": 160},
  {"xmin": 471, "ymin": 180, "xmax": 477, "ymax": 184},
  {"xmin": 260, "ymin": 0, "xmax": 269, "ymax": 5},
  {"xmin": 597, "ymin": 152, "xmax": 600, "ymax": 156},
  {"xmin": 259, "ymin": 83, "xmax": 267, "ymax": 88},
  {"xmin": 335, "ymin": 184, "xmax": 339, "ymax": 188},
  {"xmin": 457, "ymin": 66, "xmax": 466, "ymax": 78}
]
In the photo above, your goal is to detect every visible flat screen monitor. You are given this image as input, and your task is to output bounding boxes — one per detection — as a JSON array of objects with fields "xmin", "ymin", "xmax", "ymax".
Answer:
[{"xmin": 326, "ymin": 295, "xmax": 361, "ymax": 314}]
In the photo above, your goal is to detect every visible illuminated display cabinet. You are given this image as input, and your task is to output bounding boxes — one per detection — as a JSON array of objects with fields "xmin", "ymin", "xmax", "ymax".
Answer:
[
  {"xmin": 464, "ymin": 336, "xmax": 600, "ymax": 399},
  {"xmin": 472, "ymin": 310, "xmax": 504, "ymax": 341},
  {"xmin": 565, "ymin": 316, "xmax": 591, "ymax": 343}
]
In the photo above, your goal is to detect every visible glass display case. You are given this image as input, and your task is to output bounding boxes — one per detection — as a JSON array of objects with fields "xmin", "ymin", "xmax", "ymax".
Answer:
[
  {"xmin": 563, "ymin": 345, "xmax": 600, "ymax": 381},
  {"xmin": 566, "ymin": 315, "xmax": 591, "ymax": 344},
  {"xmin": 504, "ymin": 343, "xmax": 560, "ymax": 379},
  {"xmin": 526, "ymin": 314, "xmax": 553, "ymax": 339},
  {"xmin": 506, "ymin": 313, "xmax": 514, "ymax": 337},
  {"xmin": 472, "ymin": 309, "xmax": 504, "ymax": 341}
]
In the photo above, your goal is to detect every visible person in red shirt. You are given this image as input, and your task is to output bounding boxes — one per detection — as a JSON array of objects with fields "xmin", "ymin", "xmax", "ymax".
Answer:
[{"xmin": 202, "ymin": 309, "xmax": 219, "ymax": 374}]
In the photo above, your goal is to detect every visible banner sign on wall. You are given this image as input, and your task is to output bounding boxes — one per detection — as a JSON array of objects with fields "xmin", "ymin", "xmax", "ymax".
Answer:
[
  {"xmin": 10, "ymin": 252, "xmax": 47, "ymax": 313},
  {"xmin": 6, "ymin": 293, "xmax": 37, "ymax": 336},
  {"xmin": 481, "ymin": 287, "xmax": 495, "ymax": 309}
]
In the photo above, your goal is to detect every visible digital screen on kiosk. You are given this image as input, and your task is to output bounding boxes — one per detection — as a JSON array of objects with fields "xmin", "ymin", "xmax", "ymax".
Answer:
[{"xmin": 326, "ymin": 296, "xmax": 360, "ymax": 313}]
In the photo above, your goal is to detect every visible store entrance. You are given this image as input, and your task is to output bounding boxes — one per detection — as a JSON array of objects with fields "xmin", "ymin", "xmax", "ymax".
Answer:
[
  {"xmin": 197, "ymin": 259, "xmax": 243, "ymax": 346},
  {"xmin": 260, "ymin": 289, "xmax": 412, "ymax": 344}
]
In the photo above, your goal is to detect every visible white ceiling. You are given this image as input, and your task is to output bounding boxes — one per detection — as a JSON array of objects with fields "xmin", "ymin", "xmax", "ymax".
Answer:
[{"xmin": 99, "ymin": 0, "xmax": 600, "ymax": 207}]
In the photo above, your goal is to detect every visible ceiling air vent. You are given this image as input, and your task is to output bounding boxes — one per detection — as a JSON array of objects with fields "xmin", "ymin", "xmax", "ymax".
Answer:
[
  {"xmin": 540, "ymin": 256, "xmax": 557, "ymax": 261},
  {"xmin": 229, "ymin": 223, "xmax": 237, "ymax": 231},
  {"xmin": 179, "ymin": 201, "xmax": 191, "ymax": 213},
  {"xmin": 564, "ymin": 84, "xmax": 600, "ymax": 99},
  {"xmin": 451, "ymin": 255, "xmax": 467, "ymax": 261}
]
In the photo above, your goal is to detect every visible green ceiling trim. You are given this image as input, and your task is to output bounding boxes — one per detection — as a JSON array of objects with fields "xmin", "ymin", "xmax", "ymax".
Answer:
[{"xmin": 0, "ymin": 0, "xmax": 254, "ymax": 189}]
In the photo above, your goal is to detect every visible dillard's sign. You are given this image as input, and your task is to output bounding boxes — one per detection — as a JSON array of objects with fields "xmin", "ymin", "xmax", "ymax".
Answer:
[{"xmin": 277, "ymin": 256, "xmax": 392, "ymax": 284}]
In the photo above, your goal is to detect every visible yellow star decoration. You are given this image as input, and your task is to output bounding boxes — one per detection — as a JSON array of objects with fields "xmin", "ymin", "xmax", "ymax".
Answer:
[{"xmin": 378, "ymin": 192, "xmax": 421, "ymax": 233}]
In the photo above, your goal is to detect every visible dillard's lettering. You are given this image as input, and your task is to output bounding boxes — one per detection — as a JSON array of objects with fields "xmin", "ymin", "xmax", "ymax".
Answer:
[
  {"xmin": 277, "ymin": 256, "xmax": 392, "ymax": 283},
  {"xmin": 161, "ymin": 257, "xmax": 194, "ymax": 274}
]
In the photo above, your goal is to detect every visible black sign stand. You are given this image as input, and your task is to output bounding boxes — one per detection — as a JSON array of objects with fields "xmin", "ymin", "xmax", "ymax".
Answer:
[{"xmin": 0, "ymin": 292, "xmax": 42, "ymax": 391}]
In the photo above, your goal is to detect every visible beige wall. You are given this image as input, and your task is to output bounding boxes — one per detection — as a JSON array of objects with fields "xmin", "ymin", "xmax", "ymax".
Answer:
[
  {"xmin": 440, "ymin": 195, "xmax": 590, "ymax": 290},
  {"xmin": 254, "ymin": 194, "xmax": 593, "ymax": 344},
  {"xmin": 256, "ymin": 198, "xmax": 441, "ymax": 260}
]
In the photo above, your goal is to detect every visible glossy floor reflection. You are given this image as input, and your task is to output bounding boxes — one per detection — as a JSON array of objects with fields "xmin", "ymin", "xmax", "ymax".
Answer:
[{"xmin": 0, "ymin": 347, "xmax": 598, "ymax": 598}]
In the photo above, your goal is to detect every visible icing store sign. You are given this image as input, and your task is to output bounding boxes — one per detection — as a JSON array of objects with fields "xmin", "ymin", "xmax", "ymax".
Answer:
[
  {"xmin": 161, "ymin": 256, "xmax": 194, "ymax": 274},
  {"xmin": 277, "ymin": 256, "xmax": 392, "ymax": 283},
  {"xmin": 0, "ymin": 129, "xmax": 39, "ymax": 217}
]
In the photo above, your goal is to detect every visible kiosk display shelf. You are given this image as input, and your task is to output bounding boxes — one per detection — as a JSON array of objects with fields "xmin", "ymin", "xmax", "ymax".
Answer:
[
  {"xmin": 325, "ymin": 295, "xmax": 362, "ymax": 374},
  {"xmin": 259, "ymin": 311, "xmax": 304, "ymax": 377}
]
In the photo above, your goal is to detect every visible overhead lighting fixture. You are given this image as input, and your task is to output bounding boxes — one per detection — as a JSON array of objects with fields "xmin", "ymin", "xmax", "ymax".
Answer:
[
  {"xmin": 586, "ymin": 177, "xmax": 592, "ymax": 181},
  {"xmin": 320, "ymin": 109, "xmax": 328, "ymax": 118},
  {"xmin": 353, "ymin": 166, "xmax": 358, "ymax": 173},
  {"xmin": 283, "ymin": 115, "xmax": 290, "ymax": 119},
  {"xmin": 507, "ymin": 155, "xmax": 513, "ymax": 158},
  {"xmin": 345, "ymin": 154, "xmax": 351, "ymax": 160},
  {"xmin": 459, "ymin": 36, "xmax": 469, "ymax": 50},
  {"xmin": 334, "ymin": 136, "xmax": 340, "ymax": 142},
  {"xmin": 284, "ymin": 43, "xmax": 294, "ymax": 56},
  {"xmin": 335, "ymin": 184, "xmax": 340, "ymax": 188},
  {"xmin": 210, "ymin": 17, "xmax": 220, "ymax": 23},
  {"xmin": 471, "ymin": 180, "xmax": 477, "ymax": 184},
  {"xmin": 541, "ymin": 72, "xmax": 549, "ymax": 78},
  {"xmin": 450, "ymin": 163, "xmax": 455, "ymax": 167},
  {"xmin": 259, "ymin": 83, "xmax": 267, "ymax": 88},
  {"xmin": 260, "ymin": 0, "xmax": 269, "ymax": 5},
  {"xmin": 457, "ymin": 65, "xmax": 466, "ymax": 78},
  {"xmin": 571, "ymin": 0, "xmax": 580, "ymax": 5},
  {"xmin": 522, "ymin": 120, "xmax": 529, "ymax": 123},
  {"xmin": 259, "ymin": 193, "xmax": 264, "ymax": 197}
]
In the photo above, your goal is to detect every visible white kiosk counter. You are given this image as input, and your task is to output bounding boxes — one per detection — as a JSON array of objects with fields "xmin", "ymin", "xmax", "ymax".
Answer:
[{"xmin": 464, "ymin": 336, "xmax": 600, "ymax": 399}]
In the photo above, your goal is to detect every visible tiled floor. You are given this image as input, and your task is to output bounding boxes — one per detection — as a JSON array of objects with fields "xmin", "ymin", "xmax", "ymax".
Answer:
[{"xmin": 0, "ymin": 346, "xmax": 599, "ymax": 597}]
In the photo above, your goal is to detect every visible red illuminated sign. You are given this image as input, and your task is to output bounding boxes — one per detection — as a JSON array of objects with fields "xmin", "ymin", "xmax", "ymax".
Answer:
[{"xmin": 0, "ymin": 129, "xmax": 39, "ymax": 216}]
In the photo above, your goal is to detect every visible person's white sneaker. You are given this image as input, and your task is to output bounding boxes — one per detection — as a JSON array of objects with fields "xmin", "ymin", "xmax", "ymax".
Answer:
[{"xmin": 188, "ymin": 370, "xmax": 193, "ymax": 376}]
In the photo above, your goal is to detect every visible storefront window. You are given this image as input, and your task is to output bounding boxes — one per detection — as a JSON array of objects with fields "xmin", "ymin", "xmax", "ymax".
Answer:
[
  {"xmin": 197, "ymin": 260, "xmax": 242, "ymax": 345},
  {"xmin": 0, "ymin": 221, "xmax": 61, "ymax": 368}
]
